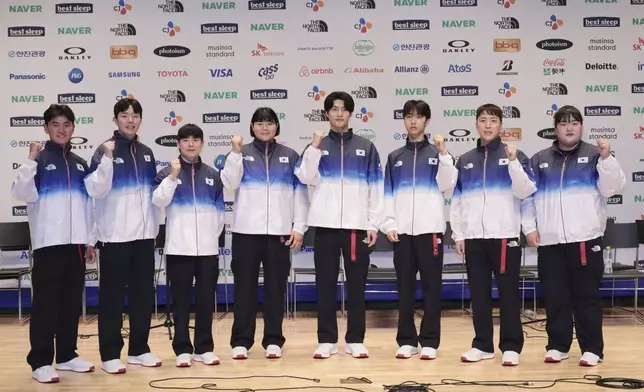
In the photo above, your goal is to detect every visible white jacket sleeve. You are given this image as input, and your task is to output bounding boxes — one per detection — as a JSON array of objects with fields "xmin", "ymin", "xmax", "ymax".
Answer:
[
  {"xmin": 508, "ymin": 151, "xmax": 537, "ymax": 200},
  {"xmin": 380, "ymin": 156, "xmax": 396, "ymax": 234},
  {"xmin": 292, "ymin": 178, "xmax": 309, "ymax": 235},
  {"xmin": 367, "ymin": 146, "xmax": 384, "ymax": 232},
  {"xmin": 11, "ymin": 159, "xmax": 39, "ymax": 203},
  {"xmin": 521, "ymin": 196, "xmax": 538, "ymax": 235},
  {"xmin": 152, "ymin": 176, "xmax": 179, "ymax": 209},
  {"xmin": 84, "ymin": 153, "xmax": 114, "ymax": 199},
  {"xmin": 596, "ymin": 155, "xmax": 627, "ymax": 197},
  {"xmin": 449, "ymin": 160, "xmax": 464, "ymax": 242},
  {"xmin": 436, "ymin": 153, "xmax": 458, "ymax": 193},
  {"xmin": 294, "ymin": 146, "xmax": 322, "ymax": 186},
  {"xmin": 221, "ymin": 151, "xmax": 243, "ymax": 190}
]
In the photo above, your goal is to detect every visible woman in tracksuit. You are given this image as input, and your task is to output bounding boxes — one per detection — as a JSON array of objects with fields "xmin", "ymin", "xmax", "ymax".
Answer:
[
  {"xmin": 153, "ymin": 123, "xmax": 225, "ymax": 367},
  {"xmin": 221, "ymin": 107, "xmax": 309, "ymax": 360},
  {"xmin": 381, "ymin": 100, "xmax": 458, "ymax": 360},
  {"xmin": 11, "ymin": 104, "xmax": 112, "ymax": 383}
]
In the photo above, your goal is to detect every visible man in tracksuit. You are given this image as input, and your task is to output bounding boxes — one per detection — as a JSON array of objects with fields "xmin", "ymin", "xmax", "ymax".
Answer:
[
  {"xmin": 450, "ymin": 103, "xmax": 537, "ymax": 366},
  {"xmin": 152, "ymin": 124, "xmax": 225, "ymax": 367},
  {"xmin": 380, "ymin": 100, "xmax": 458, "ymax": 360},
  {"xmin": 222, "ymin": 107, "xmax": 308, "ymax": 360},
  {"xmin": 295, "ymin": 91, "xmax": 384, "ymax": 359},
  {"xmin": 86, "ymin": 98, "xmax": 161, "ymax": 374},
  {"xmin": 522, "ymin": 105, "xmax": 626, "ymax": 367},
  {"xmin": 11, "ymin": 104, "xmax": 112, "ymax": 383}
]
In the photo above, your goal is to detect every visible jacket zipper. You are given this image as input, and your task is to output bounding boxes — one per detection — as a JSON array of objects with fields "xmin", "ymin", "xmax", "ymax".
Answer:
[
  {"xmin": 411, "ymin": 143, "xmax": 417, "ymax": 235},
  {"xmin": 265, "ymin": 143, "xmax": 270, "ymax": 234},
  {"xmin": 131, "ymin": 143, "xmax": 146, "ymax": 239},
  {"xmin": 481, "ymin": 146, "xmax": 488, "ymax": 237},
  {"xmin": 63, "ymin": 149, "xmax": 72, "ymax": 243},
  {"xmin": 192, "ymin": 163, "xmax": 199, "ymax": 255},
  {"xmin": 340, "ymin": 134, "xmax": 344, "ymax": 229},
  {"xmin": 559, "ymin": 154, "xmax": 569, "ymax": 242}
]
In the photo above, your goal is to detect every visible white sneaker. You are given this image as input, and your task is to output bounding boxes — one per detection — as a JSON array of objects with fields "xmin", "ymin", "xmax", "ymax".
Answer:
[
  {"xmin": 395, "ymin": 345, "xmax": 418, "ymax": 359},
  {"xmin": 265, "ymin": 345, "xmax": 282, "ymax": 359},
  {"xmin": 461, "ymin": 348, "xmax": 495, "ymax": 362},
  {"xmin": 502, "ymin": 351, "xmax": 520, "ymax": 366},
  {"xmin": 544, "ymin": 350, "xmax": 569, "ymax": 363},
  {"xmin": 175, "ymin": 353, "xmax": 192, "ymax": 367},
  {"xmin": 345, "ymin": 343, "xmax": 369, "ymax": 358},
  {"xmin": 32, "ymin": 365, "xmax": 60, "ymax": 383},
  {"xmin": 127, "ymin": 352, "xmax": 162, "ymax": 367},
  {"xmin": 420, "ymin": 347, "xmax": 437, "ymax": 360},
  {"xmin": 232, "ymin": 346, "xmax": 248, "ymax": 360},
  {"xmin": 101, "ymin": 359, "xmax": 126, "ymax": 374},
  {"xmin": 579, "ymin": 352, "xmax": 602, "ymax": 367},
  {"xmin": 56, "ymin": 357, "xmax": 95, "ymax": 372},
  {"xmin": 194, "ymin": 352, "xmax": 220, "ymax": 365},
  {"xmin": 313, "ymin": 343, "xmax": 338, "ymax": 359}
]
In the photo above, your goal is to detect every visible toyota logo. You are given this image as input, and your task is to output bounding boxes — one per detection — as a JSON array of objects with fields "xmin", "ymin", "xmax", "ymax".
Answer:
[
  {"xmin": 64, "ymin": 47, "xmax": 86, "ymax": 55},
  {"xmin": 448, "ymin": 40, "xmax": 470, "ymax": 48},
  {"xmin": 70, "ymin": 136, "xmax": 88, "ymax": 145},
  {"xmin": 449, "ymin": 129, "xmax": 471, "ymax": 137}
]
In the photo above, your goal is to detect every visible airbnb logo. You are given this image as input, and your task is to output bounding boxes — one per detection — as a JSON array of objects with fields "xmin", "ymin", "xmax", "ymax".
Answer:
[{"xmin": 299, "ymin": 66, "xmax": 334, "ymax": 77}]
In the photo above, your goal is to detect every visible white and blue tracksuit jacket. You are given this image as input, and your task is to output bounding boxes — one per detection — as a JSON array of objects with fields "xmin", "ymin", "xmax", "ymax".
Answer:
[
  {"xmin": 221, "ymin": 139, "xmax": 309, "ymax": 236},
  {"xmin": 86, "ymin": 131, "xmax": 159, "ymax": 243},
  {"xmin": 523, "ymin": 140, "xmax": 626, "ymax": 247},
  {"xmin": 295, "ymin": 129, "xmax": 384, "ymax": 231},
  {"xmin": 11, "ymin": 141, "xmax": 103, "ymax": 250},
  {"xmin": 381, "ymin": 136, "xmax": 458, "ymax": 237},
  {"xmin": 152, "ymin": 157, "xmax": 225, "ymax": 256},
  {"xmin": 450, "ymin": 137, "xmax": 537, "ymax": 242}
]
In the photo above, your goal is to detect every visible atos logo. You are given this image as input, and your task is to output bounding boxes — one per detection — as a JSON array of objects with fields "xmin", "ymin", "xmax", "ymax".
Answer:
[
  {"xmin": 355, "ymin": 107, "xmax": 374, "ymax": 122},
  {"xmin": 68, "ymin": 68, "xmax": 83, "ymax": 83},
  {"xmin": 448, "ymin": 64, "xmax": 471, "ymax": 73},
  {"xmin": 164, "ymin": 111, "xmax": 183, "ymax": 126}
]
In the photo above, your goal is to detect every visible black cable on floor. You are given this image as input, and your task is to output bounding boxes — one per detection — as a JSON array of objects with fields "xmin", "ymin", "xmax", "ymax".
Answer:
[{"xmin": 148, "ymin": 375, "xmax": 368, "ymax": 391}]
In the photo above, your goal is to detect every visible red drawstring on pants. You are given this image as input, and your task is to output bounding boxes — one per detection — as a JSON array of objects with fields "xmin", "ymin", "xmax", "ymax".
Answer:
[
  {"xmin": 580, "ymin": 241, "xmax": 587, "ymax": 266},
  {"xmin": 500, "ymin": 239, "xmax": 507, "ymax": 274},
  {"xmin": 351, "ymin": 230, "xmax": 357, "ymax": 261},
  {"xmin": 432, "ymin": 233, "xmax": 438, "ymax": 257}
]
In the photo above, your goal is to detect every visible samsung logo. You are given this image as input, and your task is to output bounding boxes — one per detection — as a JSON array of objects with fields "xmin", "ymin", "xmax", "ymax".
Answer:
[
  {"xmin": 441, "ymin": 85, "xmax": 479, "ymax": 97},
  {"xmin": 583, "ymin": 17, "xmax": 620, "ymax": 27},
  {"xmin": 201, "ymin": 23, "xmax": 239, "ymax": 34},
  {"xmin": 202, "ymin": 112, "xmax": 241, "ymax": 123},
  {"xmin": 584, "ymin": 105, "xmax": 622, "ymax": 116},
  {"xmin": 57, "ymin": 93, "xmax": 95, "ymax": 104}
]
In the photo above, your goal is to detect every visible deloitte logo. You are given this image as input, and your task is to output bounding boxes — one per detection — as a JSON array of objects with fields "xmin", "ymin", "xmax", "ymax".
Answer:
[{"xmin": 353, "ymin": 40, "xmax": 375, "ymax": 56}]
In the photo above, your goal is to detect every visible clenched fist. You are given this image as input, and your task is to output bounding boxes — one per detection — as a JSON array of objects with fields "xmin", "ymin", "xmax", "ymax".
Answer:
[
  {"xmin": 312, "ymin": 130, "xmax": 324, "ymax": 148},
  {"xmin": 169, "ymin": 159, "xmax": 181, "ymax": 180},
  {"xmin": 433, "ymin": 134, "xmax": 446, "ymax": 155},
  {"xmin": 28, "ymin": 142, "xmax": 42, "ymax": 161},
  {"xmin": 103, "ymin": 140, "xmax": 115, "ymax": 158},
  {"xmin": 231, "ymin": 135, "xmax": 243, "ymax": 153},
  {"xmin": 505, "ymin": 144, "xmax": 517, "ymax": 161},
  {"xmin": 596, "ymin": 139, "xmax": 610, "ymax": 158}
]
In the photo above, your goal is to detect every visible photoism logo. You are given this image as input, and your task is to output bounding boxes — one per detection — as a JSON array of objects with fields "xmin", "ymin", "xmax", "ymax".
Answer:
[
  {"xmin": 499, "ymin": 82, "xmax": 516, "ymax": 97},
  {"xmin": 356, "ymin": 107, "xmax": 374, "ymax": 122},
  {"xmin": 546, "ymin": 15, "xmax": 563, "ymax": 30},
  {"xmin": 307, "ymin": 0, "xmax": 324, "ymax": 11},
  {"xmin": 163, "ymin": 21, "xmax": 180, "ymax": 36},
  {"xmin": 309, "ymin": 86, "xmax": 325, "ymax": 101},
  {"xmin": 355, "ymin": 18, "xmax": 372, "ymax": 33},
  {"xmin": 165, "ymin": 111, "xmax": 183, "ymax": 126},
  {"xmin": 499, "ymin": 0, "xmax": 516, "ymax": 8},
  {"xmin": 115, "ymin": 0, "xmax": 132, "ymax": 14}
]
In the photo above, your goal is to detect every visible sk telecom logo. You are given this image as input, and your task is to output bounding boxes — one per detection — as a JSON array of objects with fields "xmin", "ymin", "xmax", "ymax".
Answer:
[
  {"xmin": 115, "ymin": 0, "xmax": 132, "ymax": 14},
  {"xmin": 494, "ymin": 38, "xmax": 521, "ymax": 52},
  {"xmin": 309, "ymin": 86, "xmax": 326, "ymax": 101},
  {"xmin": 307, "ymin": 0, "xmax": 324, "ymax": 11},
  {"xmin": 110, "ymin": 45, "xmax": 138, "ymax": 59},
  {"xmin": 355, "ymin": 18, "xmax": 372, "ymax": 33},
  {"xmin": 163, "ymin": 21, "xmax": 180, "ymax": 36},
  {"xmin": 356, "ymin": 107, "xmax": 374, "ymax": 122},
  {"xmin": 499, "ymin": 0, "xmax": 516, "ymax": 8},
  {"xmin": 546, "ymin": 15, "xmax": 563, "ymax": 30}
]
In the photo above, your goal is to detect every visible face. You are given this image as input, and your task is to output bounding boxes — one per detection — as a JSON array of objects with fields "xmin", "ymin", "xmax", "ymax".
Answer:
[
  {"xmin": 555, "ymin": 116, "xmax": 583, "ymax": 147},
  {"xmin": 44, "ymin": 115, "xmax": 74, "ymax": 145},
  {"xmin": 252, "ymin": 120, "xmax": 278, "ymax": 142},
  {"xmin": 475, "ymin": 111, "xmax": 502, "ymax": 143},
  {"xmin": 404, "ymin": 112, "xmax": 429, "ymax": 140},
  {"xmin": 177, "ymin": 136, "xmax": 203, "ymax": 160},
  {"xmin": 327, "ymin": 99, "xmax": 351, "ymax": 131},
  {"xmin": 113, "ymin": 105, "xmax": 142, "ymax": 137}
]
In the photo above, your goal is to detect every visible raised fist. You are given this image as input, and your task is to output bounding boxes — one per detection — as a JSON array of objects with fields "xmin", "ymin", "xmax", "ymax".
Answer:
[
  {"xmin": 28, "ymin": 142, "xmax": 42, "ymax": 161},
  {"xmin": 312, "ymin": 130, "xmax": 324, "ymax": 148},
  {"xmin": 596, "ymin": 139, "xmax": 610, "ymax": 158},
  {"xmin": 103, "ymin": 140, "xmax": 115, "ymax": 158},
  {"xmin": 231, "ymin": 135, "xmax": 243, "ymax": 153},
  {"xmin": 505, "ymin": 144, "xmax": 517, "ymax": 161},
  {"xmin": 169, "ymin": 159, "xmax": 181, "ymax": 180},
  {"xmin": 433, "ymin": 134, "xmax": 446, "ymax": 154}
]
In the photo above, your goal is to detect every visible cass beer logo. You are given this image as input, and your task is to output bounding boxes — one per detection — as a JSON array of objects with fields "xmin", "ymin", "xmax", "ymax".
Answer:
[
  {"xmin": 202, "ymin": 112, "xmax": 240, "ymax": 123},
  {"xmin": 441, "ymin": 85, "xmax": 479, "ymax": 97},
  {"xmin": 58, "ymin": 93, "xmax": 95, "ymax": 104},
  {"xmin": 392, "ymin": 19, "xmax": 430, "ymax": 30},
  {"xmin": 584, "ymin": 105, "xmax": 621, "ymax": 116},
  {"xmin": 159, "ymin": 0, "xmax": 184, "ymax": 12},
  {"xmin": 258, "ymin": 64, "xmax": 279, "ymax": 79},
  {"xmin": 440, "ymin": 0, "xmax": 477, "ymax": 6},
  {"xmin": 538, "ymin": 127, "xmax": 557, "ymax": 139},
  {"xmin": 537, "ymin": 39, "xmax": 573, "ymax": 50},
  {"xmin": 55, "ymin": 3, "xmax": 94, "ymax": 13},
  {"xmin": 155, "ymin": 135, "xmax": 178, "ymax": 147},
  {"xmin": 250, "ymin": 89, "xmax": 288, "ymax": 100},
  {"xmin": 584, "ymin": 17, "xmax": 620, "ymax": 27},
  {"xmin": 154, "ymin": 45, "xmax": 190, "ymax": 58},
  {"xmin": 248, "ymin": 0, "xmax": 287, "ymax": 10},
  {"xmin": 7, "ymin": 26, "xmax": 45, "ymax": 37},
  {"xmin": 110, "ymin": 45, "xmax": 138, "ymax": 59},
  {"xmin": 353, "ymin": 40, "xmax": 375, "ymax": 56},
  {"xmin": 201, "ymin": 23, "xmax": 238, "ymax": 34},
  {"xmin": 494, "ymin": 38, "xmax": 521, "ymax": 52},
  {"xmin": 500, "ymin": 128, "xmax": 522, "ymax": 141}
]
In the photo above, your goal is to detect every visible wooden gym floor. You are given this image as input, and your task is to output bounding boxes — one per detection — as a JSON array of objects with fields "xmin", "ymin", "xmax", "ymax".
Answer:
[{"xmin": 0, "ymin": 309, "xmax": 642, "ymax": 391}]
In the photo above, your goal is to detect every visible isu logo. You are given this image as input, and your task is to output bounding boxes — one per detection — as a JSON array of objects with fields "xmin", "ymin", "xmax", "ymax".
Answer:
[{"xmin": 493, "ymin": 38, "xmax": 521, "ymax": 52}]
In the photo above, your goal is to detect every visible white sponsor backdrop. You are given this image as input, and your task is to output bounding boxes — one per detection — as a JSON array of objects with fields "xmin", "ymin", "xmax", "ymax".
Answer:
[{"xmin": 1, "ymin": 0, "xmax": 643, "ymax": 289}]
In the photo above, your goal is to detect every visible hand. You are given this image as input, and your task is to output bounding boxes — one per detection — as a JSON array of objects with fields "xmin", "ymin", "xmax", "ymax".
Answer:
[
  {"xmin": 366, "ymin": 230, "xmax": 377, "ymax": 247},
  {"xmin": 169, "ymin": 159, "xmax": 181, "ymax": 180},
  {"xmin": 288, "ymin": 231, "xmax": 303, "ymax": 250},
  {"xmin": 597, "ymin": 139, "xmax": 610, "ymax": 158},
  {"xmin": 86, "ymin": 246, "xmax": 96, "ymax": 264},
  {"xmin": 505, "ymin": 144, "xmax": 517, "ymax": 161},
  {"xmin": 433, "ymin": 134, "xmax": 446, "ymax": 155},
  {"xmin": 311, "ymin": 130, "xmax": 324, "ymax": 148},
  {"xmin": 526, "ymin": 231, "xmax": 540, "ymax": 248},
  {"xmin": 387, "ymin": 230, "xmax": 399, "ymax": 242},
  {"xmin": 28, "ymin": 142, "xmax": 42, "ymax": 161},
  {"xmin": 455, "ymin": 240, "xmax": 465, "ymax": 256},
  {"xmin": 231, "ymin": 135, "xmax": 243, "ymax": 153},
  {"xmin": 103, "ymin": 140, "xmax": 115, "ymax": 158}
]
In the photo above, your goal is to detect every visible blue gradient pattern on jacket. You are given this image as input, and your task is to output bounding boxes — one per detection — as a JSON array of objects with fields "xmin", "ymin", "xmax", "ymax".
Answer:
[
  {"xmin": 313, "ymin": 130, "xmax": 382, "ymax": 184},
  {"xmin": 154, "ymin": 157, "xmax": 224, "ymax": 211},
  {"xmin": 385, "ymin": 137, "xmax": 441, "ymax": 196},
  {"xmin": 36, "ymin": 141, "xmax": 90, "ymax": 199},
  {"xmin": 239, "ymin": 140, "xmax": 305, "ymax": 190}
]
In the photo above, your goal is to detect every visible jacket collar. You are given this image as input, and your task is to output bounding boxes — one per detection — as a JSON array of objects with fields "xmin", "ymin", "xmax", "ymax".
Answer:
[
  {"xmin": 551, "ymin": 140, "xmax": 582, "ymax": 155},
  {"xmin": 405, "ymin": 135, "xmax": 430, "ymax": 150},
  {"xmin": 112, "ymin": 130, "xmax": 139, "ymax": 144},
  {"xmin": 44, "ymin": 140, "xmax": 71, "ymax": 155},
  {"xmin": 476, "ymin": 136, "xmax": 502, "ymax": 151},
  {"xmin": 179, "ymin": 155, "xmax": 202, "ymax": 170},
  {"xmin": 252, "ymin": 138, "xmax": 277, "ymax": 153},
  {"xmin": 328, "ymin": 128, "xmax": 354, "ymax": 141}
]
